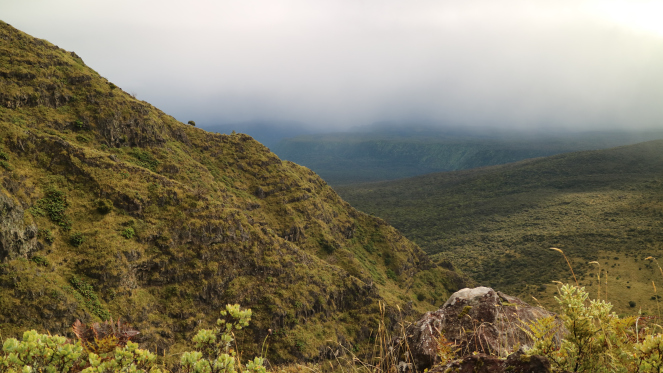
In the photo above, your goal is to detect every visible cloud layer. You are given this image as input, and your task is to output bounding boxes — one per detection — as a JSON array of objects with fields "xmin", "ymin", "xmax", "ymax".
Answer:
[{"xmin": 4, "ymin": 0, "xmax": 663, "ymax": 130}]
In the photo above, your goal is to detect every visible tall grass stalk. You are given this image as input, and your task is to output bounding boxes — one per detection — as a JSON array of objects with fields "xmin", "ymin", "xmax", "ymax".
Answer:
[
  {"xmin": 550, "ymin": 248, "xmax": 578, "ymax": 286},
  {"xmin": 589, "ymin": 261, "xmax": 601, "ymax": 301},
  {"xmin": 645, "ymin": 256, "xmax": 663, "ymax": 278},
  {"xmin": 654, "ymin": 281, "xmax": 660, "ymax": 319}
]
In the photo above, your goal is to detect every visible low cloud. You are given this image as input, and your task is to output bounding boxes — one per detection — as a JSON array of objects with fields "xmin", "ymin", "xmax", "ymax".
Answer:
[{"xmin": 4, "ymin": 0, "xmax": 663, "ymax": 130}]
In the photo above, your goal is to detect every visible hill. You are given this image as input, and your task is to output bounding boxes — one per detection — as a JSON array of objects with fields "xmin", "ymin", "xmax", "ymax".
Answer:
[
  {"xmin": 271, "ymin": 130, "xmax": 663, "ymax": 185},
  {"xmin": 0, "ymin": 20, "xmax": 466, "ymax": 362},
  {"xmin": 337, "ymin": 140, "xmax": 663, "ymax": 315}
]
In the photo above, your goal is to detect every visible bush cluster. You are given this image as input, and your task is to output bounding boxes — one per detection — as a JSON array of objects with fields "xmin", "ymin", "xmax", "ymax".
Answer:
[
  {"xmin": 30, "ymin": 187, "xmax": 72, "ymax": 230},
  {"xmin": 526, "ymin": 284, "xmax": 663, "ymax": 372},
  {"xmin": 0, "ymin": 304, "xmax": 267, "ymax": 373}
]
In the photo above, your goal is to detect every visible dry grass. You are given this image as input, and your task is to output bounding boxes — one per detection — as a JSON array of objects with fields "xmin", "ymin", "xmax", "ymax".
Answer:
[{"xmin": 550, "ymin": 248, "xmax": 578, "ymax": 287}]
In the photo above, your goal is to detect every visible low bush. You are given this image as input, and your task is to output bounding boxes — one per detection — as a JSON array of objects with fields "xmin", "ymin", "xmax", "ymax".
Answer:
[
  {"xmin": 0, "ymin": 304, "xmax": 267, "ymax": 373},
  {"xmin": 526, "ymin": 284, "xmax": 663, "ymax": 372}
]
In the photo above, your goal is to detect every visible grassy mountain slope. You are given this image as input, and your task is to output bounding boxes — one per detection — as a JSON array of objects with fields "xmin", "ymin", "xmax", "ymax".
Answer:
[
  {"xmin": 0, "ymin": 20, "xmax": 466, "ymax": 362},
  {"xmin": 272, "ymin": 131, "xmax": 663, "ymax": 185},
  {"xmin": 337, "ymin": 141, "xmax": 663, "ymax": 315}
]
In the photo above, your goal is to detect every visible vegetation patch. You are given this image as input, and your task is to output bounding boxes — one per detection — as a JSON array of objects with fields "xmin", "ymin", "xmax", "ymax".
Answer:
[
  {"xmin": 129, "ymin": 148, "xmax": 160, "ymax": 172},
  {"xmin": 66, "ymin": 276, "xmax": 110, "ymax": 321},
  {"xmin": 30, "ymin": 187, "xmax": 72, "ymax": 230}
]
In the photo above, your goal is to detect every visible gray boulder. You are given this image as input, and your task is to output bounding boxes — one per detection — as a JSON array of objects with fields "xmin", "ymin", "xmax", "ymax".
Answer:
[{"xmin": 399, "ymin": 286, "xmax": 563, "ymax": 371}]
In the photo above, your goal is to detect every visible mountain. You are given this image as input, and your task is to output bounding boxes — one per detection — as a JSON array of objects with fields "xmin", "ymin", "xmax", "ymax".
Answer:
[
  {"xmin": 271, "ymin": 129, "xmax": 663, "ymax": 185},
  {"xmin": 0, "ymin": 20, "xmax": 466, "ymax": 362},
  {"xmin": 337, "ymin": 140, "xmax": 663, "ymax": 315}
]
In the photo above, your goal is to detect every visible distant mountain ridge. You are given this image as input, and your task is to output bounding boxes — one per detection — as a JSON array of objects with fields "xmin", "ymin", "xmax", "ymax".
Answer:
[
  {"xmin": 337, "ymin": 140, "xmax": 663, "ymax": 314},
  {"xmin": 0, "ymin": 20, "xmax": 464, "ymax": 362},
  {"xmin": 272, "ymin": 130, "xmax": 663, "ymax": 185}
]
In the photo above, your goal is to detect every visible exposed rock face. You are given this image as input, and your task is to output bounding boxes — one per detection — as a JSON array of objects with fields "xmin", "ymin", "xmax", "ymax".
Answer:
[
  {"xmin": 401, "ymin": 286, "xmax": 563, "ymax": 371},
  {"xmin": 0, "ymin": 192, "xmax": 38, "ymax": 260}
]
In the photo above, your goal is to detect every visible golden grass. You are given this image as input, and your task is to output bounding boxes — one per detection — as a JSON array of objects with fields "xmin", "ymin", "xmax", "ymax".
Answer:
[{"xmin": 550, "ymin": 247, "xmax": 578, "ymax": 287}]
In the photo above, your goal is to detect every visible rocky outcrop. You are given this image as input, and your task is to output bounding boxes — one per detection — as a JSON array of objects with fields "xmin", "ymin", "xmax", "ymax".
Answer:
[
  {"xmin": 0, "ymin": 191, "xmax": 38, "ymax": 260},
  {"xmin": 400, "ymin": 286, "xmax": 563, "ymax": 371},
  {"xmin": 430, "ymin": 349, "xmax": 551, "ymax": 373}
]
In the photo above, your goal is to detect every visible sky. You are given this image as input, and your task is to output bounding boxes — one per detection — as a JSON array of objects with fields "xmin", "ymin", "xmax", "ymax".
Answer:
[{"xmin": 3, "ymin": 0, "xmax": 663, "ymax": 132}]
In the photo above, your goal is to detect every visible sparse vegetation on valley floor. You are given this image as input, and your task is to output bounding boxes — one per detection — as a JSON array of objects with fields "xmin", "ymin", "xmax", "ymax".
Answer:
[{"xmin": 337, "ymin": 140, "xmax": 663, "ymax": 315}]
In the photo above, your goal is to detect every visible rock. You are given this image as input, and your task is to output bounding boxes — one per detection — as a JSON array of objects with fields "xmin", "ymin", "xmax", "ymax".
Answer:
[
  {"xmin": 429, "ymin": 349, "xmax": 551, "ymax": 373},
  {"xmin": 429, "ymin": 353, "xmax": 503, "ymax": 373},
  {"xmin": 504, "ymin": 348, "xmax": 552, "ymax": 373},
  {"xmin": 399, "ymin": 286, "xmax": 563, "ymax": 371},
  {"xmin": 0, "ymin": 192, "xmax": 38, "ymax": 260}
]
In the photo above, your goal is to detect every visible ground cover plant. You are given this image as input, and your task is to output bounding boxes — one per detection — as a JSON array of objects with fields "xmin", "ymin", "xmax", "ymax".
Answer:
[
  {"xmin": 0, "ymin": 19, "xmax": 466, "ymax": 364},
  {"xmin": 337, "ymin": 140, "xmax": 663, "ymax": 314}
]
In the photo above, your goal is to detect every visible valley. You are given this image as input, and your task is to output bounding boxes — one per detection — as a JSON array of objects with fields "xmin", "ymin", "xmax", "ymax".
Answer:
[
  {"xmin": 337, "ymin": 140, "xmax": 663, "ymax": 315},
  {"xmin": 272, "ymin": 129, "xmax": 663, "ymax": 185}
]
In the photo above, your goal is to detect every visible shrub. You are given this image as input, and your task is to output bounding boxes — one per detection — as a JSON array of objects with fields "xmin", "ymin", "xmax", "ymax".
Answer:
[
  {"xmin": 38, "ymin": 228, "xmax": 54, "ymax": 244},
  {"xmin": 182, "ymin": 304, "xmax": 266, "ymax": 373},
  {"xmin": 70, "ymin": 232, "xmax": 85, "ymax": 247},
  {"xmin": 0, "ymin": 328, "xmax": 160, "ymax": 373},
  {"xmin": 526, "ymin": 284, "xmax": 663, "ymax": 372},
  {"xmin": 68, "ymin": 276, "xmax": 110, "ymax": 321},
  {"xmin": 0, "ymin": 330, "xmax": 85, "ymax": 373},
  {"xmin": 0, "ymin": 160, "xmax": 13, "ymax": 170},
  {"xmin": 31, "ymin": 187, "xmax": 72, "ymax": 230},
  {"xmin": 0, "ymin": 304, "xmax": 268, "ymax": 373},
  {"xmin": 121, "ymin": 227, "xmax": 135, "ymax": 239},
  {"xmin": 130, "ymin": 149, "xmax": 160, "ymax": 172},
  {"xmin": 30, "ymin": 255, "xmax": 49, "ymax": 266},
  {"xmin": 95, "ymin": 198, "xmax": 113, "ymax": 214},
  {"xmin": 188, "ymin": 120, "xmax": 196, "ymax": 126}
]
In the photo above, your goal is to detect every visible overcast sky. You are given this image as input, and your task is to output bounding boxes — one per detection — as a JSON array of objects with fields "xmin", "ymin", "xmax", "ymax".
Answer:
[{"xmin": 3, "ymin": 0, "xmax": 663, "ymax": 131}]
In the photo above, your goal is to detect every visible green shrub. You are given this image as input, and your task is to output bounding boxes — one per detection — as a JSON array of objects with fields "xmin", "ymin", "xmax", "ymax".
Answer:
[
  {"xmin": 31, "ymin": 187, "xmax": 72, "ymax": 230},
  {"xmin": 95, "ymin": 198, "xmax": 113, "ymax": 214},
  {"xmin": 70, "ymin": 232, "xmax": 85, "ymax": 247},
  {"xmin": 30, "ymin": 255, "xmax": 49, "ymax": 266},
  {"xmin": 121, "ymin": 227, "xmax": 135, "ymax": 239},
  {"xmin": 38, "ymin": 228, "xmax": 54, "ymax": 244},
  {"xmin": 68, "ymin": 276, "xmax": 110, "ymax": 321},
  {"xmin": 183, "ymin": 304, "xmax": 266, "ymax": 373},
  {"xmin": 526, "ymin": 284, "xmax": 663, "ymax": 372},
  {"xmin": 0, "ymin": 330, "xmax": 84, "ymax": 373},
  {"xmin": 0, "ymin": 330, "xmax": 161, "ymax": 373},
  {"xmin": 130, "ymin": 149, "xmax": 160, "ymax": 172},
  {"xmin": 0, "ymin": 160, "xmax": 13, "ymax": 170},
  {"xmin": 188, "ymin": 120, "xmax": 196, "ymax": 126}
]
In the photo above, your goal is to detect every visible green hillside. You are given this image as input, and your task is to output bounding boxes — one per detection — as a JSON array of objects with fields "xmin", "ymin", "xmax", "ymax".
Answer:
[
  {"xmin": 272, "ymin": 131, "xmax": 663, "ymax": 185},
  {"xmin": 0, "ymin": 20, "xmax": 466, "ymax": 363},
  {"xmin": 337, "ymin": 140, "xmax": 663, "ymax": 315}
]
